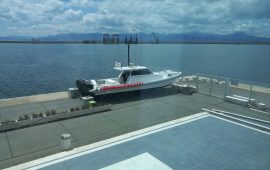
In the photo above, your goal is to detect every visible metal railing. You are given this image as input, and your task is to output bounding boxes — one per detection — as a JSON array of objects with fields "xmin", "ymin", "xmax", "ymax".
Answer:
[{"xmin": 179, "ymin": 72, "xmax": 270, "ymax": 107}]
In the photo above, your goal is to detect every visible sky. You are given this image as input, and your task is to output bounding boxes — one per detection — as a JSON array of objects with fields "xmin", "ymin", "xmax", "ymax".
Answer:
[{"xmin": 0, "ymin": 0, "xmax": 269, "ymax": 37}]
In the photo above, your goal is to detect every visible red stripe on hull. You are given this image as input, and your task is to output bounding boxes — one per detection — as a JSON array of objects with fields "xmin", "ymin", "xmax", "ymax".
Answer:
[{"xmin": 101, "ymin": 82, "xmax": 144, "ymax": 91}]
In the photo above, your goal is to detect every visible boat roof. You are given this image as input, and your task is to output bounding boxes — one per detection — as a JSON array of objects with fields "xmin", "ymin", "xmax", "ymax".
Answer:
[{"xmin": 114, "ymin": 65, "xmax": 148, "ymax": 71}]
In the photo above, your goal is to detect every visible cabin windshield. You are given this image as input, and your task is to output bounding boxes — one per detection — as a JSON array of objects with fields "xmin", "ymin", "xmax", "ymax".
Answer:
[
  {"xmin": 119, "ymin": 71, "xmax": 131, "ymax": 84},
  {"xmin": 131, "ymin": 69, "xmax": 152, "ymax": 76}
]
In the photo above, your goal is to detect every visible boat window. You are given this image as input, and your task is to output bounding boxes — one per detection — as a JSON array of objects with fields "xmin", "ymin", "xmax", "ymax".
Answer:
[
  {"xmin": 119, "ymin": 71, "xmax": 131, "ymax": 83},
  {"xmin": 131, "ymin": 69, "xmax": 152, "ymax": 76},
  {"xmin": 123, "ymin": 71, "xmax": 131, "ymax": 78}
]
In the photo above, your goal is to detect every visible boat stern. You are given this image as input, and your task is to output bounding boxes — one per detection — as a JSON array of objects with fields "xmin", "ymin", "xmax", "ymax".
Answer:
[{"xmin": 76, "ymin": 79, "xmax": 96, "ymax": 96}]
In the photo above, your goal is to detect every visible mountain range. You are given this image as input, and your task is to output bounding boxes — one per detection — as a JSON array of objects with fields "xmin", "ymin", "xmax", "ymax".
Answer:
[{"xmin": 1, "ymin": 32, "xmax": 270, "ymax": 43}]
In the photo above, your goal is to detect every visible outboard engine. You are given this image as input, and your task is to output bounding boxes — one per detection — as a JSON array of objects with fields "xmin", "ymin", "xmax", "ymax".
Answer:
[{"xmin": 76, "ymin": 79, "xmax": 94, "ymax": 96}]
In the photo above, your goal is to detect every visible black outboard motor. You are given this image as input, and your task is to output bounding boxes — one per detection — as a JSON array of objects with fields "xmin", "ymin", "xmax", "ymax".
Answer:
[{"xmin": 76, "ymin": 79, "xmax": 94, "ymax": 96}]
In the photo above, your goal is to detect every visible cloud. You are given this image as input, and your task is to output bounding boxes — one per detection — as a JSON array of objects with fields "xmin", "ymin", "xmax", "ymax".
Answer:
[
  {"xmin": 55, "ymin": 9, "xmax": 83, "ymax": 21},
  {"xmin": 0, "ymin": 0, "xmax": 65, "ymax": 23},
  {"xmin": 66, "ymin": 0, "xmax": 96, "ymax": 7},
  {"xmin": 229, "ymin": 0, "xmax": 270, "ymax": 19},
  {"xmin": 0, "ymin": 0, "xmax": 269, "ymax": 37}
]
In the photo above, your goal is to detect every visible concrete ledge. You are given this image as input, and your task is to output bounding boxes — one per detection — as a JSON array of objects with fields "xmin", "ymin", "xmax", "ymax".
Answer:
[
  {"xmin": 225, "ymin": 95, "xmax": 268, "ymax": 110},
  {"xmin": 0, "ymin": 105, "xmax": 111, "ymax": 132},
  {"xmin": 232, "ymin": 95, "xmax": 256, "ymax": 105},
  {"xmin": 225, "ymin": 95, "xmax": 249, "ymax": 106},
  {"xmin": 257, "ymin": 103, "xmax": 267, "ymax": 110}
]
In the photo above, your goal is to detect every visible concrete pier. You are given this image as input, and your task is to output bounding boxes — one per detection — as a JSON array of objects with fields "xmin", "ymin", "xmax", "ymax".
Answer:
[{"xmin": 0, "ymin": 92, "xmax": 68, "ymax": 108}]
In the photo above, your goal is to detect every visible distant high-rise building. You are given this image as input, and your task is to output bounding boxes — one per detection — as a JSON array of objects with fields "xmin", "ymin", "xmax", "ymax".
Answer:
[
  {"xmin": 103, "ymin": 34, "xmax": 110, "ymax": 44},
  {"xmin": 112, "ymin": 34, "xmax": 119, "ymax": 44}
]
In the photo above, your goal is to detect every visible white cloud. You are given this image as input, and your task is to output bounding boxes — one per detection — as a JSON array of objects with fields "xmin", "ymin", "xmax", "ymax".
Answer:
[
  {"xmin": 0, "ymin": 0, "xmax": 269, "ymax": 37},
  {"xmin": 54, "ymin": 9, "xmax": 83, "ymax": 21},
  {"xmin": 0, "ymin": 0, "xmax": 65, "ymax": 23},
  {"xmin": 66, "ymin": 0, "xmax": 96, "ymax": 7}
]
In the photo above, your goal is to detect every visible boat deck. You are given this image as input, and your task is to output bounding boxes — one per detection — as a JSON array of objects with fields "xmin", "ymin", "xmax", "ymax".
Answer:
[
  {"xmin": 1, "ymin": 87, "xmax": 270, "ymax": 169},
  {"xmin": 97, "ymin": 78, "xmax": 120, "ymax": 86}
]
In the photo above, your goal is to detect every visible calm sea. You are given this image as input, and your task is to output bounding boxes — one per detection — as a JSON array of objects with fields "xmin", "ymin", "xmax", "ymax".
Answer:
[{"xmin": 0, "ymin": 43, "xmax": 269, "ymax": 99}]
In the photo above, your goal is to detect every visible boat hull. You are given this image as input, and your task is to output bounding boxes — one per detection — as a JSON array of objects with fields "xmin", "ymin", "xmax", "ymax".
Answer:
[{"xmin": 92, "ymin": 73, "xmax": 181, "ymax": 96}]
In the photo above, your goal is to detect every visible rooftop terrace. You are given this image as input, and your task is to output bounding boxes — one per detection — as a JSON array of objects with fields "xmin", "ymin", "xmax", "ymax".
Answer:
[
  {"xmin": 8, "ymin": 112, "xmax": 270, "ymax": 170},
  {"xmin": 1, "ymin": 75, "xmax": 270, "ymax": 169}
]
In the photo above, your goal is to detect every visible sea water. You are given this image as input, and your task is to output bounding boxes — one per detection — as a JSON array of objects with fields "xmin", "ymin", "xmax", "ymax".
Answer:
[{"xmin": 0, "ymin": 43, "xmax": 269, "ymax": 99}]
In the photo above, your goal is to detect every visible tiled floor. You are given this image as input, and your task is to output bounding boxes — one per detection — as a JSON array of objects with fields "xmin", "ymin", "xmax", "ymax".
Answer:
[{"xmin": 19, "ymin": 114, "xmax": 270, "ymax": 170}]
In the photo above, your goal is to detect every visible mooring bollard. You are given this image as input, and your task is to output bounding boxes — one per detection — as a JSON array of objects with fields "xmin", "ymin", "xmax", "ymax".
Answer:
[
  {"xmin": 61, "ymin": 133, "xmax": 72, "ymax": 151},
  {"xmin": 68, "ymin": 87, "xmax": 80, "ymax": 99}
]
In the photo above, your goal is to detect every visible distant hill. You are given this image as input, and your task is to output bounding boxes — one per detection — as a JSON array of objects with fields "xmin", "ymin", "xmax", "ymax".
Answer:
[
  {"xmin": 0, "ymin": 36, "xmax": 32, "ymax": 41},
  {"xmin": 40, "ymin": 33, "xmax": 103, "ymax": 42},
  {"xmin": 1, "ymin": 32, "xmax": 270, "ymax": 43}
]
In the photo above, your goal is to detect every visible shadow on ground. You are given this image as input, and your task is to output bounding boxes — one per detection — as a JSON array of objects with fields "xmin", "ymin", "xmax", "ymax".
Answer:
[{"xmin": 94, "ymin": 86, "xmax": 182, "ymax": 105}]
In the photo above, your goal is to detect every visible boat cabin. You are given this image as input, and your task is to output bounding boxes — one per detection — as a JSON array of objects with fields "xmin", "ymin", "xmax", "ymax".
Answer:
[{"xmin": 115, "ymin": 65, "xmax": 153, "ymax": 84}]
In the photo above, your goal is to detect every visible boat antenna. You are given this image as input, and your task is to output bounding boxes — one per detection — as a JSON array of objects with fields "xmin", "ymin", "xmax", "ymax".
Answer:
[{"xmin": 128, "ymin": 43, "xmax": 130, "ymax": 66}]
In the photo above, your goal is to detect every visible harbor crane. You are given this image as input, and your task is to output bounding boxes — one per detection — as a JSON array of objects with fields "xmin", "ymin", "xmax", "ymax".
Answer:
[{"xmin": 152, "ymin": 32, "xmax": 159, "ymax": 43}]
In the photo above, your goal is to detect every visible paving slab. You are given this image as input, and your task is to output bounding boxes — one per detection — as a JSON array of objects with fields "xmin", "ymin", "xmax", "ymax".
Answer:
[
  {"xmin": 0, "ymin": 133, "xmax": 12, "ymax": 161},
  {"xmin": 111, "ymin": 100, "xmax": 146, "ymax": 110},
  {"xmin": 0, "ymin": 103, "xmax": 47, "ymax": 121},
  {"xmin": 184, "ymin": 93, "xmax": 224, "ymax": 105},
  {"xmin": 198, "ymin": 83, "xmax": 226, "ymax": 97},
  {"xmin": 6, "ymin": 122, "xmax": 72, "ymax": 157},
  {"xmin": 103, "ymin": 106, "xmax": 160, "ymax": 128},
  {"xmin": 155, "ymin": 93, "xmax": 224, "ymax": 111},
  {"xmin": 60, "ymin": 113, "xmax": 123, "ymax": 140},
  {"xmin": 134, "ymin": 100, "xmax": 187, "ymax": 119},
  {"xmin": 153, "ymin": 95, "xmax": 195, "ymax": 111}
]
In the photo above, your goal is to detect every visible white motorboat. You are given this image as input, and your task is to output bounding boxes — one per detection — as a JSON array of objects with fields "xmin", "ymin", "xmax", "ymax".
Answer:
[{"xmin": 76, "ymin": 62, "xmax": 181, "ymax": 96}]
